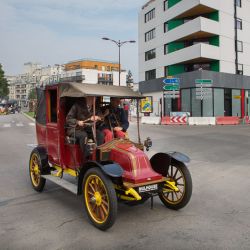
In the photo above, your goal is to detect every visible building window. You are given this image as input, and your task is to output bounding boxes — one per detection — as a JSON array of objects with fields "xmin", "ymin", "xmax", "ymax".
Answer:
[
  {"xmin": 236, "ymin": 18, "xmax": 242, "ymax": 30},
  {"xmin": 145, "ymin": 8, "xmax": 155, "ymax": 23},
  {"xmin": 164, "ymin": 66, "xmax": 168, "ymax": 77},
  {"xmin": 237, "ymin": 40, "xmax": 243, "ymax": 52},
  {"xmin": 145, "ymin": 49, "xmax": 156, "ymax": 61},
  {"xmin": 185, "ymin": 63, "xmax": 211, "ymax": 72},
  {"xmin": 163, "ymin": 0, "xmax": 168, "ymax": 11},
  {"xmin": 237, "ymin": 64, "xmax": 243, "ymax": 74},
  {"xmin": 164, "ymin": 22, "xmax": 168, "ymax": 33},
  {"xmin": 235, "ymin": 0, "xmax": 241, "ymax": 7},
  {"xmin": 145, "ymin": 69, "xmax": 156, "ymax": 80},
  {"xmin": 164, "ymin": 44, "xmax": 168, "ymax": 55},
  {"xmin": 145, "ymin": 28, "xmax": 156, "ymax": 42}
]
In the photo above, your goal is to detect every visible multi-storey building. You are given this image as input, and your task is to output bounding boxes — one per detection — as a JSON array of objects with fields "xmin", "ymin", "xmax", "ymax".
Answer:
[
  {"xmin": 61, "ymin": 59, "xmax": 128, "ymax": 86},
  {"xmin": 7, "ymin": 63, "xmax": 64, "ymax": 105},
  {"xmin": 139, "ymin": 0, "xmax": 250, "ymax": 117}
]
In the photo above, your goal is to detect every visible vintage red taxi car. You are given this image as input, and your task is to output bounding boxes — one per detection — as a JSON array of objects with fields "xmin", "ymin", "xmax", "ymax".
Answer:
[{"xmin": 29, "ymin": 82, "xmax": 192, "ymax": 230}]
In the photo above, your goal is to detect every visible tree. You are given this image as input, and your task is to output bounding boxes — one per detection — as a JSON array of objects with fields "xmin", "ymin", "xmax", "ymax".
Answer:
[
  {"xmin": 126, "ymin": 70, "xmax": 134, "ymax": 87},
  {"xmin": 28, "ymin": 88, "xmax": 36, "ymax": 100},
  {"xmin": 0, "ymin": 64, "xmax": 9, "ymax": 98}
]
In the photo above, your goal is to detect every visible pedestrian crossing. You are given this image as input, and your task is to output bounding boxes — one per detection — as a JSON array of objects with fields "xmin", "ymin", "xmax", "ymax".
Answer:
[{"xmin": 0, "ymin": 122, "xmax": 35, "ymax": 128}]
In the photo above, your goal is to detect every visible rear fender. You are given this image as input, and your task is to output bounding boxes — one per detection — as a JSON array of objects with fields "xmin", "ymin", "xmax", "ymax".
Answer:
[
  {"xmin": 150, "ymin": 152, "xmax": 190, "ymax": 176},
  {"xmin": 77, "ymin": 161, "xmax": 123, "ymax": 195}
]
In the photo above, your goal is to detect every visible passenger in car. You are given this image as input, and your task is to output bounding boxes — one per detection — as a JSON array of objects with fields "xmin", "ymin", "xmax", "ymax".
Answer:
[{"xmin": 102, "ymin": 97, "xmax": 129, "ymax": 142}]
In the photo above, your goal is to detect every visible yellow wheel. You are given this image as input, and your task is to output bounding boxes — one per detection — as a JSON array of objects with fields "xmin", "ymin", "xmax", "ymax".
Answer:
[
  {"xmin": 29, "ymin": 148, "xmax": 46, "ymax": 192},
  {"xmin": 159, "ymin": 163, "xmax": 192, "ymax": 210},
  {"xmin": 83, "ymin": 167, "xmax": 117, "ymax": 230}
]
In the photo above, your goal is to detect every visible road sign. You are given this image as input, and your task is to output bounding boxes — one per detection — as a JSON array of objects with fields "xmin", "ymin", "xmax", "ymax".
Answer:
[
  {"xmin": 195, "ymin": 84, "xmax": 213, "ymax": 88},
  {"xmin": 195, "ymin": 79, "xmax": 213, "ymax": 84},
  {"xmin": 163, "ymin": 78, "xmax": 180, "ymax": 84},
  {"xmin": 195, "ymin": 79, "xmax": 213, "ymax": 100},
  {"xmin": 196, "ymin": 88, "xmax": 212, "ymax": 100},
  {"xmin": 170, "ymin": 116, "xmax": 187, "ymax": 124},
  {"xmin": 163, "ymin": 84, "xmax": 180, "ymax": 91},
  {"xmin": 233, "ymin": 95, "xmax": 241, "ymax": 99},
  {"xmin": 164, "ymin": 91, "xmax": 180, "ymax": 99}
]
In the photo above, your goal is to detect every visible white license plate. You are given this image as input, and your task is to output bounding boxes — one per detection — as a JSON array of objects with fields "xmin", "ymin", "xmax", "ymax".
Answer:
[{"xmin": 138, "ymin": 184, "xmax": 158, "ymax": 193}]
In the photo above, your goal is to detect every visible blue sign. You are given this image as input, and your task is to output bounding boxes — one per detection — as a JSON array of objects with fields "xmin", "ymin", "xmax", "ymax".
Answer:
[{"xmin": 163, "ymin": 78, "xmax": 180, "ymax": 84}]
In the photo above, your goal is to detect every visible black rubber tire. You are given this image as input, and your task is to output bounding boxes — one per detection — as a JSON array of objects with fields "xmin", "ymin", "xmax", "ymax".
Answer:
[
  {"xmin": 159, "ymin": 163, "xmax": 192, "ymax": 210},
  {"xmin": 29, "ymin": 148, "xmax": 46, "ymax": 192},
  {"xmin": 82, "ymin": 167, "xmax": 117, "ymax": 230}
]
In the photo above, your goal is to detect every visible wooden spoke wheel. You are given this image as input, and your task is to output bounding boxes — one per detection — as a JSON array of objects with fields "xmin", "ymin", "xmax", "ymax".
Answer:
[
  {"xmin": 83, "ymin": 167, "xmax": 117, "ymax": 230},
  {"xmin": 29, "ymin": 148, "xmax": 46, "ymax": 192},
  {"xmin": 159, "ymin": 163, "xmax": 192, "ymax": 210}
]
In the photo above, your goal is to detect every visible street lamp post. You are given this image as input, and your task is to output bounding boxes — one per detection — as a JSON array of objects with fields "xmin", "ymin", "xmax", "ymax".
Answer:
[{"xmin": 102, "ymin": 37, "xmax": 136, "ymax": 86}]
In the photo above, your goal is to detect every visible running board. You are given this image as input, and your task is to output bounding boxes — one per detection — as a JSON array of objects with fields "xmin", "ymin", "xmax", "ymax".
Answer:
[{"xmin": 42, "ymin": 174, "xmax": 78, "ymax": 195}]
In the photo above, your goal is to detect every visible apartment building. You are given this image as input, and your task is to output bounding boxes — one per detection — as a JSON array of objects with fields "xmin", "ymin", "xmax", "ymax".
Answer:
[
  {"xmin": 61, "ymin": 59, "xmax": 127, "ymax": 86},
  {"xmin": 139, "ymin": 0, "xmax": 250, "ymax": 117},
  {"xmin": 7, "ymin": 63, "xmax": 64, "ymax": 105}
]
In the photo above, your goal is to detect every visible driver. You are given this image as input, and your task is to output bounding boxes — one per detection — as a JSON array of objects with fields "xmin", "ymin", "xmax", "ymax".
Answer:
[{"xmin": 66, "ymin": 97, "xmax": 104, "ymax": 156}]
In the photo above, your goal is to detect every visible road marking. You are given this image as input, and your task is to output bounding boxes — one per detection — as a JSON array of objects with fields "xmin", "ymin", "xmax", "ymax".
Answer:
[
  {"xmin": 29, "ymin": 123, "xmax": 35, "ymax": 126},
  {"xmin": 3, "ymin": 124, "xmax": 11, "ymax": 128},
  {"xmin": 27, "ymin": 144, "xmax": 37, "ymax": 148},
  {"xmin": 16, "ymin": 123, "xmax": 24, "ymax": 127}
]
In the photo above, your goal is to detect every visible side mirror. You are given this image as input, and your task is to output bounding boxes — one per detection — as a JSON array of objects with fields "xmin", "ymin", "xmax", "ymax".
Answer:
[{"xmin": 144, "ymin": 137, "xmax": 152, "ymax": 151}]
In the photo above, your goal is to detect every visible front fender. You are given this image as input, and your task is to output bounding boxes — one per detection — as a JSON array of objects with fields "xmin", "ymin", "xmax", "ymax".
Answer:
[
  {"xmin": 77, "ymin": 161, "xmax": 123, "ymax": 195},
  {"xmin": 150, "ymin": 152, "xmax": 190, "ymax": 176}
]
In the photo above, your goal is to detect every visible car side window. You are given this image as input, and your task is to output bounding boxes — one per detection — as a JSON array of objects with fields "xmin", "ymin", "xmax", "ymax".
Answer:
[{"xmin": 49, "ymin": 89, "xmax": 57, "ymax": 123}]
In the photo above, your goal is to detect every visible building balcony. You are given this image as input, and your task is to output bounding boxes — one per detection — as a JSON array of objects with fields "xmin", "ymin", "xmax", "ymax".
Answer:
[
  {"xmin": 165, "ymin": 0, "xmax": 218, "ymax": 22},
  {"xmin": 164, "ymin": 43, "xmax": 220, "ymax": 66},
  {"xmin": 98, "ymin": 78, "xmax": 113, "ymax": 85},
  {"xmin": 60, "ymin": 75, "xmax": 85, "ymax": 83},
  {"xmin": 165, "ymin": 17, "xmax": 219, "ymax": 44}
]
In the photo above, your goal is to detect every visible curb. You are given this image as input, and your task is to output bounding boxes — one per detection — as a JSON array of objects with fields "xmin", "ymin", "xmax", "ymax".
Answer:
[{"xmin": 21, "ymin": 111, "xmax": 35, "ymax": 122}]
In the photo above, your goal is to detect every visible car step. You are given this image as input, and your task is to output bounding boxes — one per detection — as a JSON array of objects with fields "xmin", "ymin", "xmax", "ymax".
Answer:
[{"xmin": 41, "ymin": 174, "xmax": 78, "ymax": 195}]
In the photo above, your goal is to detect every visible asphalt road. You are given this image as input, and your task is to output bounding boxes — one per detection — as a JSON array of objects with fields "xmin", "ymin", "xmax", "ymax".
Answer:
[{"xmin": 0, "ymin": 113, "xmax": 250, "ymax": 250}]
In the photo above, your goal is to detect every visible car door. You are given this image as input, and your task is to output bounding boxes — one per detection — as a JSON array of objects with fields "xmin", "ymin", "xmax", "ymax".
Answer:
[{"xmin": 46, "ymin": 88, "xmax": 60, "ymax": 164}]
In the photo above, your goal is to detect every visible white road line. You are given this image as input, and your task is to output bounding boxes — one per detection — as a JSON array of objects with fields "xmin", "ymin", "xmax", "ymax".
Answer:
[
  {"xmin": 27, "ymin": 144, "xmax": 37, "ymax": 148},
  {"xmin": 16, "ymin": 123, "xmax": 24, "ymax": 127},
  {"xmin": 29, "ymin": 123, "xmax": 35, "ymax": 126},
  {"xmin": 3, "ymin": 124, "xmax": 11, "ymax": 128}
]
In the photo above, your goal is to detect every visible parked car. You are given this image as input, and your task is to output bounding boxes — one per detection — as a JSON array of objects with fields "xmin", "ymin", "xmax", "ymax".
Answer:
[{"xmin": 29, "ymin": 82, "xmax": 192, "ymax": 230}]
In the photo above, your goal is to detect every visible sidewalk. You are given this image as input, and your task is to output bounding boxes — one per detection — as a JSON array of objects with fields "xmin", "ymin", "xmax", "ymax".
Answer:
[{"xmin": 21, "ymin": 111, "xmax": 35, "ymax": 122}]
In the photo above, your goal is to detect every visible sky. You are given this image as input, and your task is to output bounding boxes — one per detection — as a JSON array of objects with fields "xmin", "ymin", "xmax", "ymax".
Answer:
[{"xmin": 0, "ymin": 0, "xmax": 146, "ymax": 82}]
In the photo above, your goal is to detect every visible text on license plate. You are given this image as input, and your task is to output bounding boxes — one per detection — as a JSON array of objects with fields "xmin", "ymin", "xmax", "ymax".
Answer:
[{"xmin": 138, "ymin": 184, "xmax": 158, "ymax": 193}]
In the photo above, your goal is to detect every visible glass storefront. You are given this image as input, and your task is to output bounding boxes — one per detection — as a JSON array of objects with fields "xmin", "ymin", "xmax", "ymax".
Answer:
[
  {"xmin": 214, "ymin": 88, "xmax": 224, "ymax": 116},
  {"xmin": 191, "ymin": 88, "xmax": 201, "ymax": 117},
  {"xmin": 203, "ymin": 93, "xmax": 213, "ymax": 117},
  {"xmin": 178, "ymin": 87, "xmax": 243, "ymax": 117},
  {"xmin": 181, "ymin": 89, "xmax": 190, "ymax": 112},
  {"xmin": 245, "ymin": 90, "xmax": 250, "ymax": 116},
  {"xmin": 232, "ymin": 89, "xmax": 241, "ymax": 116}
]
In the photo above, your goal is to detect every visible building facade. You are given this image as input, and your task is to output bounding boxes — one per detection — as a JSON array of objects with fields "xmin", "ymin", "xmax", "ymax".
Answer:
[
  {"xmin": 61, "ymin": 59, "xmax": 128, "ymax": 86},
  {"xmin": 7, "ymin": 63, "xmax": 64, "ymax": 105},
  {"xmin": 139, "ymin": 0, "xmax": 250, "ymax": 117}
]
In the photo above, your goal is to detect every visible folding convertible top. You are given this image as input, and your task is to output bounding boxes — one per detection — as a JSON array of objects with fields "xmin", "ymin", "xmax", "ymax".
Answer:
[{"xmin": 58, "ymin": 82, "xmax": 143, "ymax": 99}]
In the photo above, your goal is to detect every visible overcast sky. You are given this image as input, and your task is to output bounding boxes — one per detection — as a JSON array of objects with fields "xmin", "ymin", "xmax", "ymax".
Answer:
[{"xmin": 0, "ymin": 0, "xmax": 146, "ymax": 81}]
